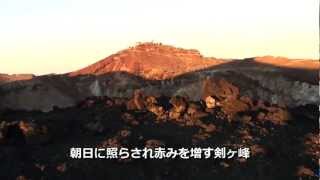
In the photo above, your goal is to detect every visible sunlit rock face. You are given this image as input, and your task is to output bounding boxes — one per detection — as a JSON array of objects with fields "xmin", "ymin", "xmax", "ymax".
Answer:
[{"xmin": 0, "ymin": 43, "xmax": 318, "ymax": 112}]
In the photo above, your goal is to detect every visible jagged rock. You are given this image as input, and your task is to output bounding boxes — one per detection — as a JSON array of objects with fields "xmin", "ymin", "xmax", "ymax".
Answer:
[
  {"xmin": 201, "ymin": 77, "xmax": 249, "ymax": 118},
  {"xmin": 121, "ymin": 113, "xmax": 139, "ymax": 126},
  {"xmin": 127, "ymin": 90, "xmax": 145, "ymax": 110},
  {"xmin": 0, "ymin": 121, "xmax": 25, "ymax": 144},
  {"xmin": 220, "ymin": 99, "xmax": 250, "ymax": 117},
  {"xmin": 169, "ymin": 111, "xmax": 182, "ymax": 120},
  {"xmin": 255, "ymin": 106, "xmax": 291, "ymax": 125},
  {"xmin": 187, "ymin": 103, "xmax": 201, "ymax": 115},
  {"xmin": 239, "ymin": 96, "xmax": 254, "ymax": 108},
  {"xmin": 18, "ymin": 121, "xmax": 50, "ymax": 145},
  {"xmin": 145, "ymin": 139, "xmax": 165, "ymax": 148},
  {"xmin": 148, "ymin": 105, "xmax": 166, "ymax": 119},
  {"xmin": 0, "ymin": 93, "xmax": 317, "ymax": 179},
  {"xmin": 144, "ymin": 96, "xmax": 167, "ymax": 120},
  {"xmin": 168, "ymin": 96, "xmax": 187, "ymax": 120},
  {"xmin": 296, "ymin": 166, "xmax": 315, "ymax": 177},
  {"xmin": 126, "ymin": 101, "xmax": 136, "ymax": 110},
  {"xmin": 264, "ymin": 107, "xmax": 291, "ymax": 125},
  {"xmin": 202, "ymin": 77, "xmax": 239, "ymax": 101},
  {"xmin": 145, "ymin": 96, "xmax": 158, "ymax": 106},
  {"xmin": 186, "ymin": 103, "xmax": 208, "ymax": 121},
  {"xmin": 204, "ymin": 96, "xmax": 217, "ymax": 109},
  {"xmin": 169, "ymin": 96, "xmax": 187, "ymax": 113},
  {"xmin": 134, "ymin": 90, "xmax": 145, "ymax": 110},
  {"xmin": 303, "ymin": 133, "xmax": 319, "ymax": 163}
]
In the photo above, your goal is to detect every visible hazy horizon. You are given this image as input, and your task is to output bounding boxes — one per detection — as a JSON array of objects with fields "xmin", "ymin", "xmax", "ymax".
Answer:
[{"xmin": 0, "ymin": 0, "xmax": 318, "ymax": 75}]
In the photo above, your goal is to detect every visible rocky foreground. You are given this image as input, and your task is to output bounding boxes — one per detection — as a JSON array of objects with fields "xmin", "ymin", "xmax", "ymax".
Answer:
[{"xmin": 0, "ymin": 78, "xmax": 318, "ymax": 180}]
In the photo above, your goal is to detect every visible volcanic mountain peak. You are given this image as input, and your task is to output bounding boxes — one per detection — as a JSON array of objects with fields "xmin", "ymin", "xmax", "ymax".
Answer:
[
  {"xmin": 126, "ymin": 42, "xmax": 202, "ymax": 56},
  {"xmin": 69, "ymin": 42, "xmax": 224, "ymax": 79}
]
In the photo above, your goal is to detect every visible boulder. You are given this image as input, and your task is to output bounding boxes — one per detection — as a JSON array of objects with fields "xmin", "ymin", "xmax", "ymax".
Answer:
[
  {"xmin": 18, "ymin": 121, "xmax": 50, "ymax": 145},
  {"xmin": 205, "ymin": 96, "xmax": 217, "ymax": 109},
  {"xmin": 186, "ymin": 103, "xmax": 208, "ymax": 120},
  {"xmin": 202, "ymin": 77, "xmax": 239, "ymax": 101},
  {"xmin": 168, "ymin": 96, "xmax": 187, "ymax": 120},
  {"xmin": 121, "ymin": 113, "xmax": 139, "ymax": 126},
  {"xmin": 296, "ymin": 166, "xmax": 315, "ymax": 177},
  {"xmin": 169, "ymin": 96, "xmax": 187, "ymax": 113},
  {"xmin": 264, "ymin": 107, "xmax": 291, "ymax": 125},
  {"xmin": 127, "ymin": 89, "xmax": 145, "ymax": 110},
  {"xmin": 145, "ymin": 96, "xmax": 158, "ymax": 106},
  {"xmin": 148, "ymin": 105, "xmax": 165, "ymax": 118},
  {"xmin": 145, "ymin": 139, "xmax": 165, "ymax": 148}
]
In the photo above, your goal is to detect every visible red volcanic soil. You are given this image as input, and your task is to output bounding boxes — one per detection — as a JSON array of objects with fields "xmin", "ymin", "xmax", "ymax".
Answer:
[{"xmin": 69, "ymin": 42, "xmax": 226, "ymax": 79}]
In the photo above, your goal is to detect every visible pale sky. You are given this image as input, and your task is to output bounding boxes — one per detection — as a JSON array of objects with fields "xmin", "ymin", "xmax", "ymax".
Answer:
[{"xmin": 0, "ymin": 0, "xmax": 318, "ymax": 75}]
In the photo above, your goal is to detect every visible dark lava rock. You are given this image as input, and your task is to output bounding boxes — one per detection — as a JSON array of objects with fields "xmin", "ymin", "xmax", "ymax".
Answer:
[
  {"xmin": 0, "ymin": 94, "xmax": 317, "ymax": 180},
  {"xmin": 18, "ymin": 121, "xmax": 51, "ymax": 145}
]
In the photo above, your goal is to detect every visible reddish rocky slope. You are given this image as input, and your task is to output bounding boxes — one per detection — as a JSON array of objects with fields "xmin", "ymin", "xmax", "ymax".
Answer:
[{"xmin": 69, "ymin": 42, "xmax": 226, "ymax": 79}]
